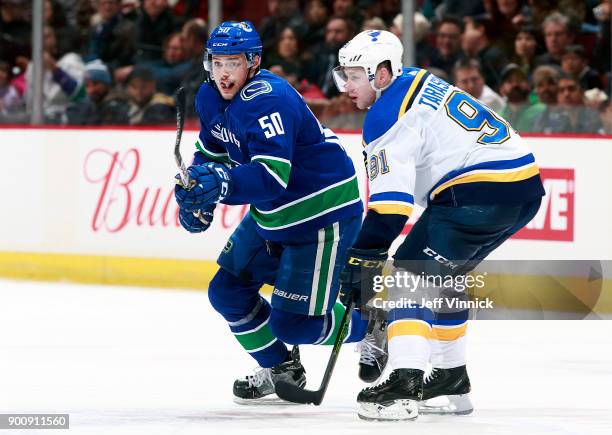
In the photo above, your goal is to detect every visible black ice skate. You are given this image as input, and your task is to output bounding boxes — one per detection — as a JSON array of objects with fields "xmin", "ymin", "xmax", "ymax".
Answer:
[
  {"xmin": 357, "ymin": 368, "xmax": 424, "ymax": 421},
  {"xmin": 419, "ymin": 365, "xmax": 473, "ymax": 415},
  {"xmin": 233, "ymin": 345, "xmax": 306, "ymax": 405},
  {"xmin": 357, "ymin": 313, "xmax": 388, "ymax": 383}
]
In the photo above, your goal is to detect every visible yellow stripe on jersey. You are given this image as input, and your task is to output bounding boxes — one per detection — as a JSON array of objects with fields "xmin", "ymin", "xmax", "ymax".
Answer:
[
  {"xmin": 368, "ymin": 203, "xmax": 413, "ymax": 216},
  {"xmin": 388, "ymin": 319, "xmax": 432, "ymax": 340},
  {"xmin": 431, "ymin": 323, "xmax": 468, "ymax": 341},
  {"xmin": 430, "ymin": 165, "xmax": 540, "ymax": 200},
  {"xmin": 397, "ymin": 69, "xmax": 428, "ymax": 120}
]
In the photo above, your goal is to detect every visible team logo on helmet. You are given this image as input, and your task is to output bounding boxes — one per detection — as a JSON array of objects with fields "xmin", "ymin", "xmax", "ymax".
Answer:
[
  {"xmin": 368, "ymin": 30, "xmax": 381, "ymax": 41},
  {"xmin": 238, "ymin": 21, "xmax": 253, "ymax": 32}
]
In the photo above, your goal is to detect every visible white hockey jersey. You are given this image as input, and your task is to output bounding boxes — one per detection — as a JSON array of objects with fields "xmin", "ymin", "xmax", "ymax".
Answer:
[{"xmin": 363, "ymin": 68, "xmax": 545, "ymax": 217}]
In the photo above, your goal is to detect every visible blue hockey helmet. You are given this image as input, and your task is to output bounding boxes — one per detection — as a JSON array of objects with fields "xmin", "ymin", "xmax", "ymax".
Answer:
[{"xmin": 204, "ymin": 21, "xmax": 263, "ymax": 75}]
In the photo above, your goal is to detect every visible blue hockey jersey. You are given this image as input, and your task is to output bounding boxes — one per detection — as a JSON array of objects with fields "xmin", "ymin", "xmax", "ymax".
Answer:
[{"xmin": 193, "ymin": 70, "xmax": 363, "ymax": 241}]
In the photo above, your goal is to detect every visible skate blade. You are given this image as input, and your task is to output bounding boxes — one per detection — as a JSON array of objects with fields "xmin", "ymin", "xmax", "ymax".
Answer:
[
  {"xmin": 419, "ymin": 394, "xmax": 473, "ymax": 415},
  {"xmin": 357, "ymin": 399, "xmax": 419, "ymax": 421},
  {"xmin": 233, "ymin": 394, "xmax": 305, "ymax": 406}
]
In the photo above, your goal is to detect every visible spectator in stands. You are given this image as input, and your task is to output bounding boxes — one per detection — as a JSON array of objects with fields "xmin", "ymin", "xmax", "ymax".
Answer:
[
  {"xmin": 178, "ymin": 17, "xmax": 207, "ymax": 119},
  {"xmin": 512, "ymin": 26, "xmax": 539, "ymax": 78},
  {"xmin": 86, "ymin": 0, "xmax": 133, "ymax": 69},
  {"xmin": 499, "ymin": 63, "xmax": 545, "ymax": 132},
  {"xmin": 24, "ymin": 26, "xmax": 85, "ymax": 124},
  {"xmin": 67, "ymin": 60, "xmax": 128, "ymax": 125},
  {"xmin": 532, "ymin": 65, "xmax": 559, "ymax": 106},
  {"xmin": 303, "ymin": 0, "xmax": 329, "ymax": 49},
  {"xmin": 487, "ymin": 0, "xmax": 524, "ymax": 55},
  {"xmin": 123, "ymin": 66, "xmax": 174, "ymax": 125},
  {"xmin": 462, "ymin": 16, "xmax": 509, "ymax": 89},
  {"xmin": 428, "ymin": 0, "xmax": 485, "ymax": 21},
  {"xmin": 389, "ymin": 12, "xmax": 432, "ymax": 67},
  {"xmin": 259, "ymin": 0, "xmax": 307, "ymax": 54},
  {"xmin": 0, "ymin": 59, "xmax": 24, "ymax": 119},
  {"xmin": 428, "ymin": 16, "xmax": 464, "ymax": 79},
  {"xmin": 114, "ymin": 31, "xmax": 189, "ymax": 93},
  {"xmin": 560, "ymin": 44, "xmax": 602, "ymax": 91},
  {"xmin": 333, "ymin": 0, "xmax": 360, "ymax": 23},
  {"xmin": 130, "ymin": 0, "xmax": 178, "ymax": 64},
  {"xmin": 44, "ymin": 0, "xmax": 72, "ymax": 54},
  {"xmin": 453, "ymin": 58, "xmax": 504, "ymax": 113},
  {"xmin": 139, "ymin": 32, "xmax": 190, "ymax": 95},
  {"xmin": 0, "ymin": 0, "xmax": 31, "ymax": 64},
  {"xmin": 269, "ymin": 61, "xmax": 326, "ymax": 102},
  {"xmin": 512, "ymin": 0, "xmax": 556, "ymax": 30},
  {"xmin": 265, "ymin": 26, "xmax": 303, "ymax": 76},
  {"xmin": 534, "ymin": 73, "xmax": 604, "ymax": 133},
  {"xmin": 356, "ymin": 0, "xmax": 383, "ymax": 25},
  {"xmin": 592, "ymin": 0, "xmax": 610, "ymax": 78},
  {"xmin": 305, "ymin": 16, "xmax": 355, "ymax": 98},
  {"xmin": 361, "ymin": 17, "xmax": 386, "ymax": 31},
  {"xmin": 535, "ymin": 11, "xmax": 574, "ymax": 68}
]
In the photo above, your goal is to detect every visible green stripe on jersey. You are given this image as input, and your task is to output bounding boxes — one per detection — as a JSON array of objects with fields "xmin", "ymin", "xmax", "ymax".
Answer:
[
  {"xmin": 195, "ymin": 140, "xmax": 230, "ymax": 165},
  {"xmin": 250, "ymin": 176, "xmax": 360, "ymax": 230},
  {"xmin": 313, "ymin": 225, "xmax": 336, "ymax": 315},
  {"xmin": 234, "ymin": 321, "xmax": 277, "ymax": 353},
  {"xmin": 252, "ymin": 156, "xmax": 292, "ymax": 188}
]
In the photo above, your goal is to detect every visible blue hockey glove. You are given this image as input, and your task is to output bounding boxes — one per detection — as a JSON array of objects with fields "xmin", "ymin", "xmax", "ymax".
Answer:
[
  {"xmin": 178, "ymin": 204, "xmax": 215, "ymax": 233},
  {"xmin": 339, "ymin": 247, "xmax": 387, "ymax": 307},
  {"xmin": 175, "ymin": 162, "xmax": 233, "ymax": 211}
]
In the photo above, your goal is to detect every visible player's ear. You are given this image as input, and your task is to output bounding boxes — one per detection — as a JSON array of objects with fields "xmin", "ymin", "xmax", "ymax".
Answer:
[{"xmin": 374, "ymin": 64, "xmax": 392, "ymax": 89}]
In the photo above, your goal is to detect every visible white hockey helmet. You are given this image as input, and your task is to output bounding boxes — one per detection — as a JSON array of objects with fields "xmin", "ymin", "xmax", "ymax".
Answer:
[{"xmin": 333, "ymin": 30, "xmax": 404, "ymax": 93}]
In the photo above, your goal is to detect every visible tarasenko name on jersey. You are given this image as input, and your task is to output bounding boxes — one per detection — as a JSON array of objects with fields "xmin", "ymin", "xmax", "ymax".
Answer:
[
  {"xmin": 362, "ymin": 67, "xmax": 544, "ymax": 217},
  {"xmin": 193, "ymin": 70, "xmax": 363, "ymax": 241}
]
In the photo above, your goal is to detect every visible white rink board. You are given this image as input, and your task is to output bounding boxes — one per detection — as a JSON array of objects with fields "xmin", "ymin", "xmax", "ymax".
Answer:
[
  {"xmin": 0, "ymin": 128, "xmax": 611, "ymax": 260},
  {"xmin": 1, "ymin": 278, "xmax": 611, "ymax": 435}
]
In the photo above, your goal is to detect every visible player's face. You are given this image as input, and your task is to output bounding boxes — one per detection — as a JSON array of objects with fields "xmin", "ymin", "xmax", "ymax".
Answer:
[
  {"xmin": 342, "ymin": 67, "xmax": 375, "ymax": 109},
  {"xmin": 212, "ymin": 54, "xmax": 250, "ymax": 100}
]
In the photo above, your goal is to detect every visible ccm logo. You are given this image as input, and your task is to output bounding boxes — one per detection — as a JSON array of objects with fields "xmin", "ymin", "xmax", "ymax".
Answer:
[
  {"xmin": 422, "ymin": 247, "xmax": 459, "ymax": 270},
  {"xmin": 348, "ymin": 257, "xmax": 385, "ymax": 268},
  {"xmin": 514, "ymin": 168, "xmax": 574, "ymax": 242}
]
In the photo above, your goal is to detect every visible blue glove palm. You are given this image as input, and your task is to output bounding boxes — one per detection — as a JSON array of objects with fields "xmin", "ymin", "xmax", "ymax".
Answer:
[
  {"xmin": 175, "ymin": 163, "xmax": 233, "ymax": 211},
  {"xmin": 178, "ymin": 205, "xmax": 215, "ymax": 233}
]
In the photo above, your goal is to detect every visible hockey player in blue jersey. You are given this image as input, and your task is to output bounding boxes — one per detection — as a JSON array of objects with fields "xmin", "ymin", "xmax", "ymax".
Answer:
[
  {"xmin": 333, "ymin": 30, "xmax": 545, "ymax": 420},
  {"xmin": 173, "ymin": 21, "xmax": 384, "ymax": 403}
]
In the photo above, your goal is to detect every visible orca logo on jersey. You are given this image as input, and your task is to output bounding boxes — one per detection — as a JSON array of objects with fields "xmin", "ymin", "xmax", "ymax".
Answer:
[{"xmin": 240, "ymin": 80, "xmax": 272, "ymax": 101}]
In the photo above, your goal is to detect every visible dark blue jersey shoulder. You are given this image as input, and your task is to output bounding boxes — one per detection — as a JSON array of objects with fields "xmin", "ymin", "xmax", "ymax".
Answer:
[
  {"xmin": 363, "ymin": 67, "xmax": 431, "ymax": 144},
  {"xmin": 228, "ymin": 70, "xmax": 303, "ymax": 128}
]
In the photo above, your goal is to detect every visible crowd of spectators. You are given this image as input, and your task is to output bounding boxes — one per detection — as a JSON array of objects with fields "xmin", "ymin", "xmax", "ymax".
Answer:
[{"xmin": 0, "ymin": 0, "xmax": 610, "ymax": 133}]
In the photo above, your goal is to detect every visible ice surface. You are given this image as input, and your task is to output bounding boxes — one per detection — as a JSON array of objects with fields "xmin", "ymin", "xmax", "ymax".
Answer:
[{"xmin": 1, "ymin": 279, "xmax": 611, "ymax": 434}]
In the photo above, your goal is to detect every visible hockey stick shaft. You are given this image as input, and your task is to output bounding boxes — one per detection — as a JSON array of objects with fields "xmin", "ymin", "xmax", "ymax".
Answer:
[
  {"xmin": 174, "ymin": 87, "xmax": 191, "ymax": 187},
  {"xmin": 173, "ymin": 87, "xmax": 209, "ymax": 224},
  {"xmin": 275, "ymin": 298, "xmax": 355, "ymax": 405}
]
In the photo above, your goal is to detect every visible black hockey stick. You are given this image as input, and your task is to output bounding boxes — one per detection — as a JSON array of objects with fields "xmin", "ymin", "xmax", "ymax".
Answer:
[
  {"xmin": 173, "ymin": 87, "xmax": 209, "ymax": 224},
  {"xmin": 275, "ymin": 299, "xmax": 355, "ymax": 405},
  {"xmin": 174, "ymin": 87, "xmax": 192, "ymax": 187}
]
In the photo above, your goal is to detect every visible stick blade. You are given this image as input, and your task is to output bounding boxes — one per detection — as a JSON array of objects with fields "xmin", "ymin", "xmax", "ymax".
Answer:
[{"xmin": 275, "ymin": 380, "xmax": 323, "ymax": 405}]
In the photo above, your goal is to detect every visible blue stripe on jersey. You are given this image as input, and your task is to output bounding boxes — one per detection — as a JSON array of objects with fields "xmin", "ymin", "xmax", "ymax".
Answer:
[
  {"xmin": 430, "ymin": 153, "xmax": 537, "ymax": 193},
  {"xmin": 370, "ymin": 191, "xmax": 415, "ymax": 204}
]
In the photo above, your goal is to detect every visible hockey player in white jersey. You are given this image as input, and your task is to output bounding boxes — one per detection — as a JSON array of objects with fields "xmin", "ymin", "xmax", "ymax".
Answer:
[{"xmin": 334, "ymin": 30, "xmax": 545, "ymax": 421}]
